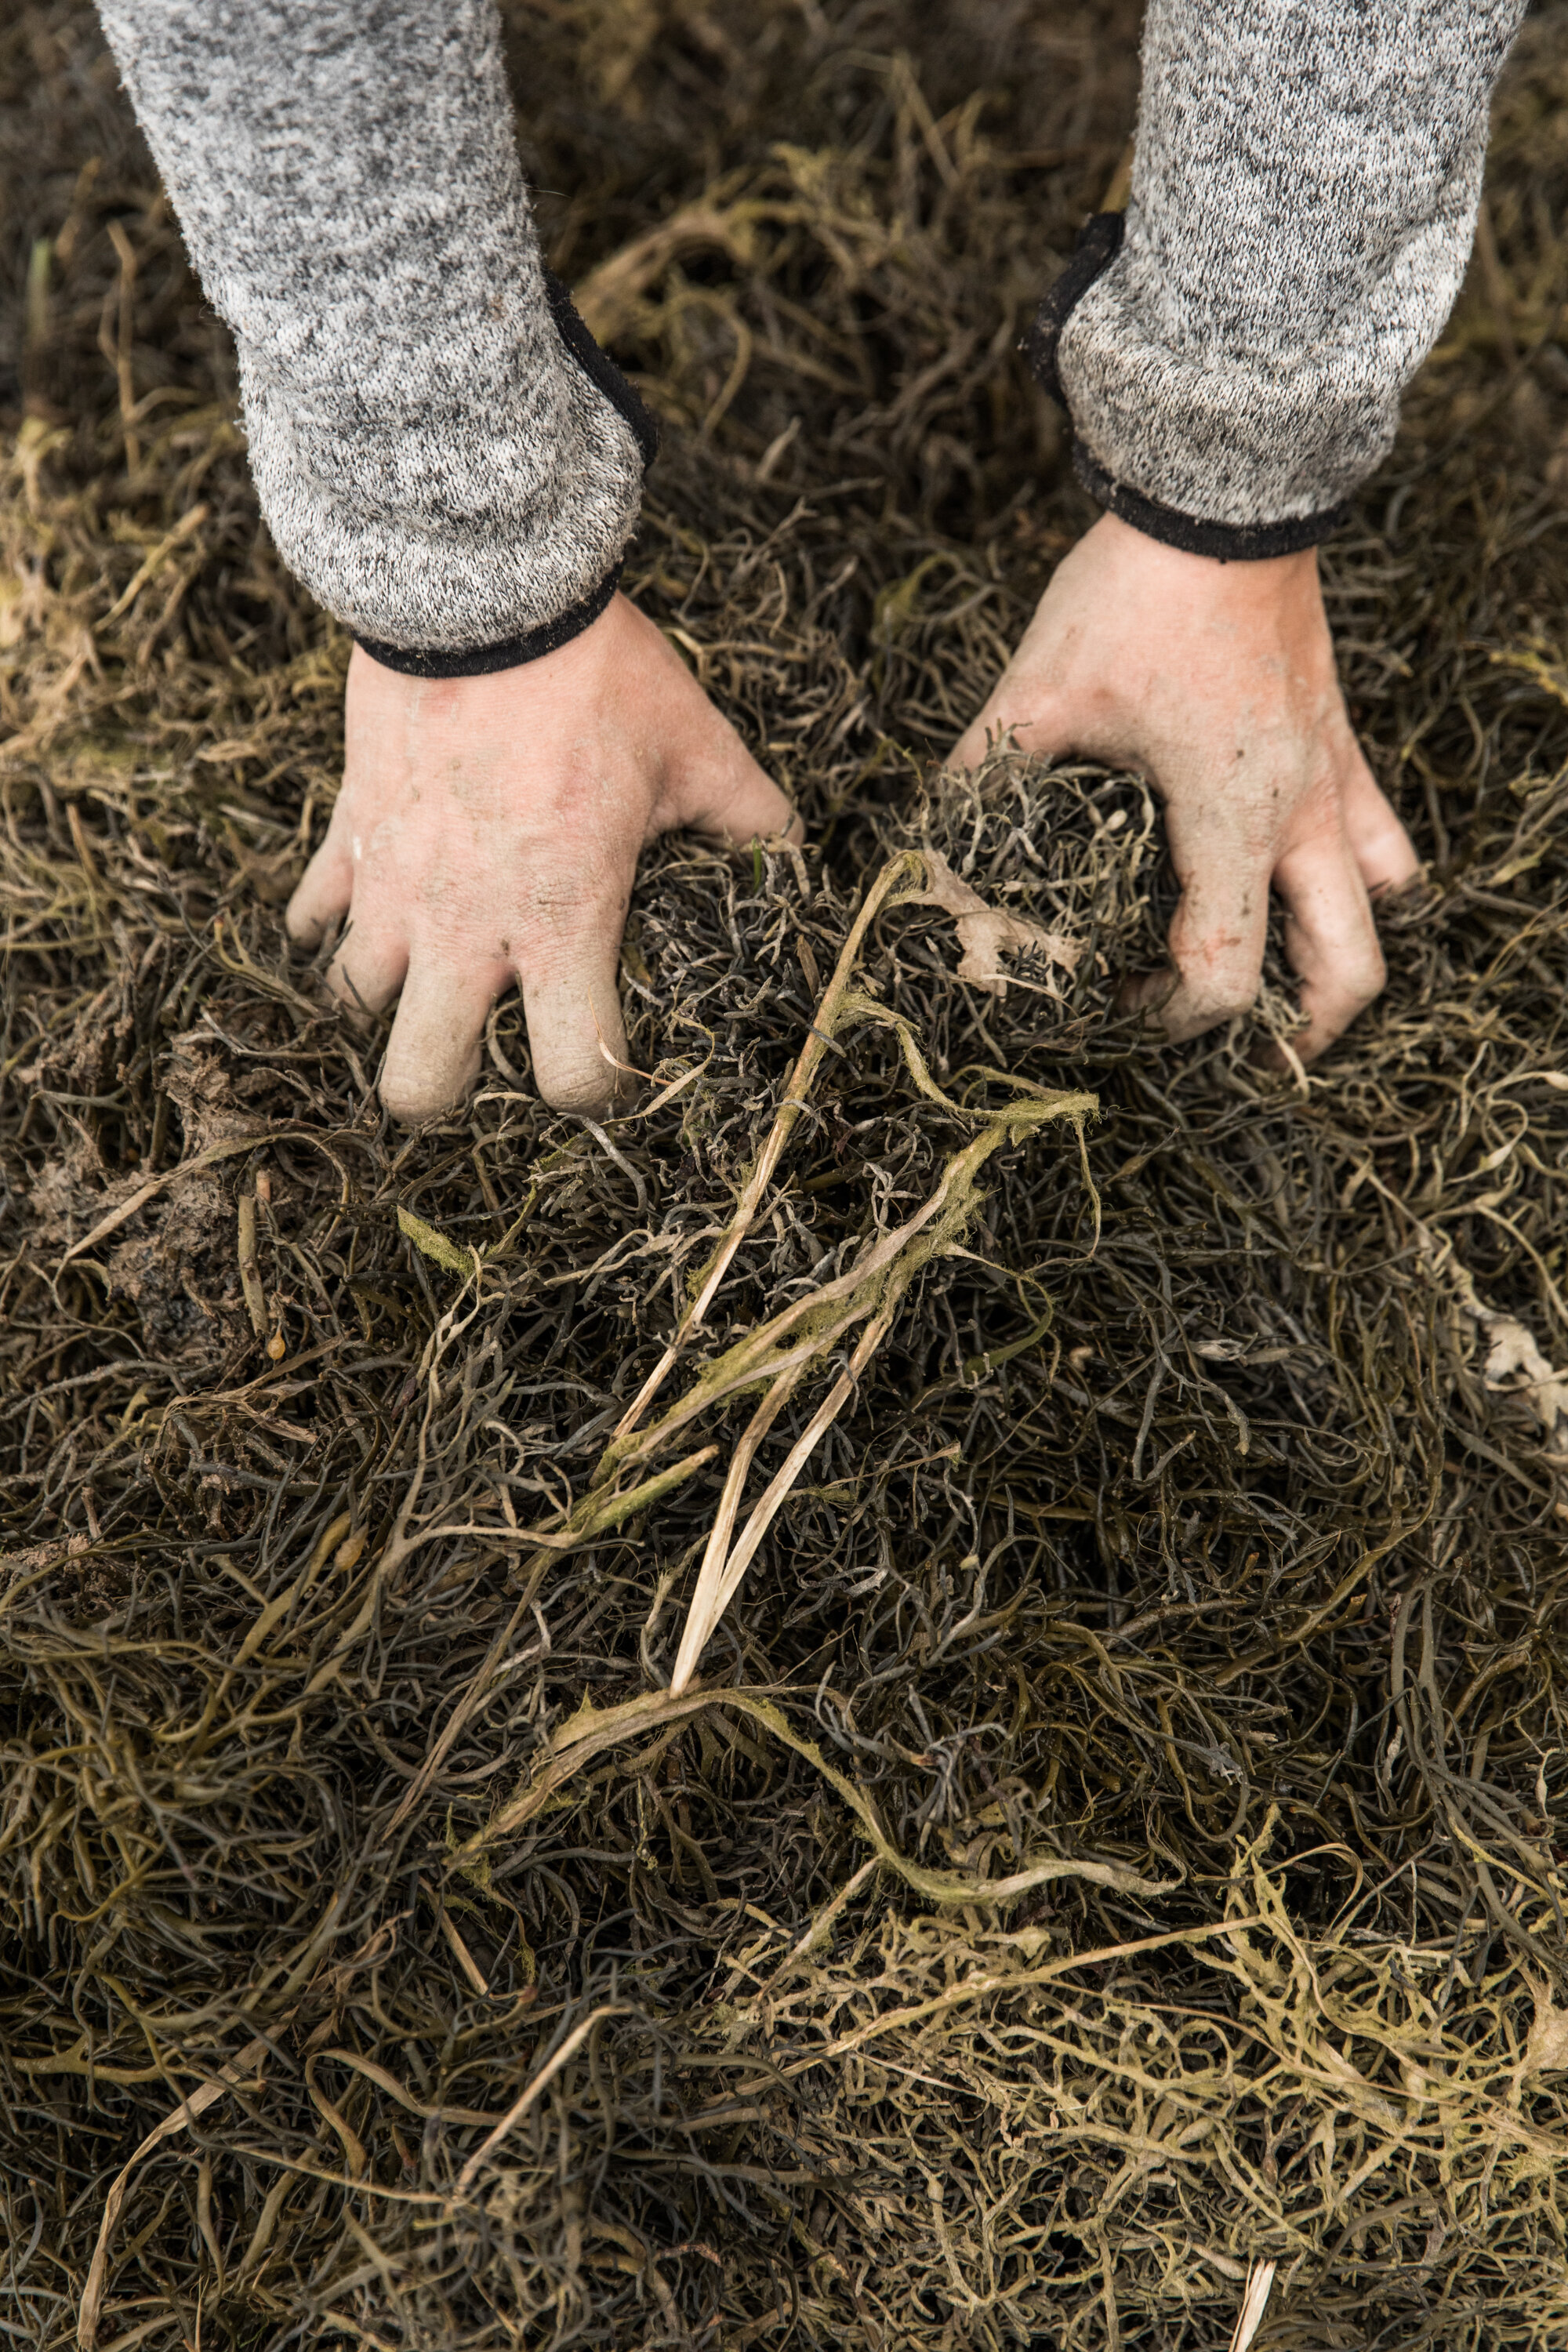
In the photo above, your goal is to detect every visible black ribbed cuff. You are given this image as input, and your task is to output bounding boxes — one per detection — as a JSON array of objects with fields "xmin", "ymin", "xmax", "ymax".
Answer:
[
  {"xmin": 1072, "ymin": 442, "xmax": 1350, "ymax": 562},
  {"xmin": 357, "ymin": 562, "xmax": 622, "ymax": 680},
  {"xmin": 1022, "ymin": 209, "xmax": 1127, "ymax": 407},
  {"xmin": 542, "ymin": 268, "xmax": 659, "ymax": 470},
  {"xmin": 354, "ymin": 270, "xmax": 659, "ymax": 682},
  {"xmin": 1023, "ymin": 210, "xmax": 1349, "ymax": 564}
]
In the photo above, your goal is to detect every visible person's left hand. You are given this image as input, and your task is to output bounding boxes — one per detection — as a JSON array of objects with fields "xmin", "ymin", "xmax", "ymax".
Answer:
[{"xmin": 953, "ymin": 513, "xmax": 1421, "ymax": 1060}]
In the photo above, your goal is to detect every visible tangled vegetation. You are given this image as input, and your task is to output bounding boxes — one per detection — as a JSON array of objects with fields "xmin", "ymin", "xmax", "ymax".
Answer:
[{"xmin": 4, "ymin": 3, "xmax": 1568, "ymax": 2347}]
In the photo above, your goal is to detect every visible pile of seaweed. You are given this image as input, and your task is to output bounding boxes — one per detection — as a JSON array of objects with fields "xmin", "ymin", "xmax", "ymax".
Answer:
[{"xmin": 5, "ymin": 2, "xmax": 1568, "ymax": 2347}]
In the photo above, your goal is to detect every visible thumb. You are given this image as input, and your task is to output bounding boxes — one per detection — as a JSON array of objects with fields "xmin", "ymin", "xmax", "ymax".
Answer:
[
  {"xmin": 662, "ymin": 698, "xmax": 800, "ymax": 849},
  {"xmin": 953, "ymin": 659, "xmax": 1119, "ymax": 772}
]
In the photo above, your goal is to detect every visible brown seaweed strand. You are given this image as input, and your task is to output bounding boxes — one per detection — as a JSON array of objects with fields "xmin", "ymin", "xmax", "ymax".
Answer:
[{"xmin": 611, "ymin": 848, "xmax": 926, "ymax": 1442}]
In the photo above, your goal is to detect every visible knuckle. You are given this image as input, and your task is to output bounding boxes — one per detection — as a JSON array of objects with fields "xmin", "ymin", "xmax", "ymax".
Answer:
[
  {"xmin": 1182, "ymin": 967, "xmax": 1260, "ymax": 1028},
  {"xmin": 696, "ymin": 775, "xmax": 788, "ymax": 844},
  {"xmin": 1344, "ymin": 944, "xmax": 1388, "ymax": 1006},
  {"xmin": 1210, "ymin": 979, "xmax": 1261, "ymax": 1024},
  {"xmin": 514, "ymin": 858, "xmax": 626, "ymax": 942}
]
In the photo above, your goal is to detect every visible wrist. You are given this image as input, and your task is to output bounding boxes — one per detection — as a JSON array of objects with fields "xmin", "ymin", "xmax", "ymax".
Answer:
[
  {"xmin": 1089, "ymin": 510, "xmax": 1319, "ymax": 601},
  {"xmin": 1062, "ymin": 514, "xmax": 1334, "ymax": 695}
]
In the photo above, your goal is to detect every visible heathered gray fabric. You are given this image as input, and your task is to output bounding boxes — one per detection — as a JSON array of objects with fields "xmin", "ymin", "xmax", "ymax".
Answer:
[
  {"xmin": 94, "ymin": 0, "xmax": 644, "ymax": 656},
  {"xmin": 1057, "ymin": 0, "xmax": 1527, "ymax": 533},
  {"xmin": 99, "ymin": 2, "xmax": 1528, "ymax": 622}
]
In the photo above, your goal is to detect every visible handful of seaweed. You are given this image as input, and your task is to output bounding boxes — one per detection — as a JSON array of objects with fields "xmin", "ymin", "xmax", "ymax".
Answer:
[{"xmin": 6, "ymin": 4, "xmax": 1568, "ymax": 2349}]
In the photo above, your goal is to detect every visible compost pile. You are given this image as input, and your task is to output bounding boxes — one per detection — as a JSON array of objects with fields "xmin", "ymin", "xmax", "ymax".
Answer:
[{"xmin": 5, "ymin": 4, "xmax": 1568, "ymax": 2348}]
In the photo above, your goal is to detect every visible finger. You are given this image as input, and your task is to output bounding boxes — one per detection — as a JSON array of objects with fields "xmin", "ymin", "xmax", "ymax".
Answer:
[
  {"xmin": 286, "ymin": 829, "xmax": 354, "ymax": 947},
  {"xmin": 517, "ymin": 931, "xmax": 633, "ymax": 1117},
  {"xmin": 1124, "ymin": 826, "xmax": 1272, "ymax": 1043},
  {"xmin": 1272, "ymin": 825, "xmax": 1387, "ymax": 1062},
  {"xmin": 379, "ymin": 953, "xmax": 503, "ymax": 1123},
  {"xmin": 1338, "ymin": 748, "xmax": 1421, "ymax": 896},
  {"xmin": 325, "ymin": 913, "xmax": 408, "ymax": 1019}
]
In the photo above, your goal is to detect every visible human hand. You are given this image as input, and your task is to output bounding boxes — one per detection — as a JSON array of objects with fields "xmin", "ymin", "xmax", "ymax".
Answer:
[
  {"xmin": 287, "ymin": 593, "xmax": 798, "ymax": 1120},
  {"xmin": 953, "ymin": 513, "xmax": 1420, "ymax": 1059}
]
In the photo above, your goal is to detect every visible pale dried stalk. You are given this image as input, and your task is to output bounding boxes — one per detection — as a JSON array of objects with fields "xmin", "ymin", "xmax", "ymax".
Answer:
[
  {"xmin": 667, "ymin": 1100, "xmax": 1091, "ymax": 1692},
  {"xmin": 1227, "ymin": 2261, "xmax": 1278, "ymax": 2352},
  {"xmin": 452, "ymin": 852, "xmax": 1094, "ymax": 1842},
  {"xmin": 597, "ymin": 1154, "xmax": 978, "ymax": 1490},
  {"xmin": 78, "ymin": 2033, "xmax": 274, "ymax": 2350},
  {"xmin": 237, "ymin": 1189, "xmax": 267, "ymax": 1340},
  {"xmin": 673, "ymin": 1362, "xmax": 812, "ymax": 1662},
  {"xmin": 670, "ymin": 1291, "xmax": 901, "ymax": 1692},
  {"xmin": 77, "ymin": 1896, "xmax": 347, "ymax": 2350},
  {"xmin": 451, "ymin": 2005, "xmax": 633, "ymax": 2198},
  {"xmin": 597, "ymin": 1086, "xmax": 1094, "ymax": 1529},
  {"xmin": 456, "ymin": 1684, "xmax": 1172, "ymax": 1907},
  {"xmin": 383, "ymin": 1442, "xmax": 718, "ymax": 1837}
]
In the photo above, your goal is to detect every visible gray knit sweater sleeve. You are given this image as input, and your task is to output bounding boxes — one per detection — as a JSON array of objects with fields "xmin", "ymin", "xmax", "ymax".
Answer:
[
  {"xmin": 94, "ymin": 0, "xmax": 652, "ymax": 670},
  {"xmin": 1032, "ymin": 0, "xmax": 1527, "ymax": 556}
]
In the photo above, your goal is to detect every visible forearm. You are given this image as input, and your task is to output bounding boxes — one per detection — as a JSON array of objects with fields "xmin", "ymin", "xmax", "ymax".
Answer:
[
  {"xmin": 1031, "ymin": 0, "xmax": 1527, "ymax": 553},
  {"xmin": 95, "ymin": 0, "xmax": 654, "ymax": 666}
]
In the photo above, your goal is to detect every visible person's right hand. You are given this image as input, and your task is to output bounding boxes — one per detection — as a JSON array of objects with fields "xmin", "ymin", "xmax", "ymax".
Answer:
[
  {"xmin": 287, "ymin": 593, "xmax": 798, "ymax": 1122},
  {"xmin": 953, "ymin": 512, "xmax": 1420, "ymax": 1060}
]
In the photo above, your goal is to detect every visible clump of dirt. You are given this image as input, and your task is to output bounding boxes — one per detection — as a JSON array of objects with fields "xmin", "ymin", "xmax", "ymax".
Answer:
[
  {"xmin": 103, "ymin": 1174, "xmax": 237, "ymax": 1361},
  {"xmin": 4, "ymin": 5, "xmax": 1568, "ymax": 2350}
]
